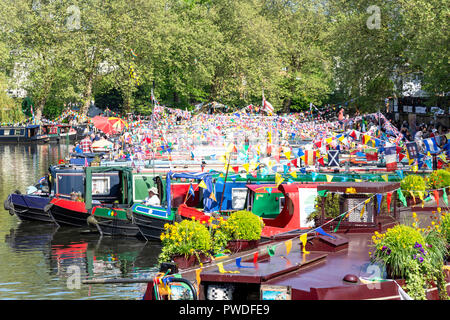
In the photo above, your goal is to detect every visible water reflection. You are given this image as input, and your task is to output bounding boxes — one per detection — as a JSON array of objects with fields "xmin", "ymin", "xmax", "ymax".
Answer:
[
  {"xmin": 0, "ymin": 143, "xmax": 163, "ymax": 299},
  {"xmin": 3, "ymin": 221, "xmax": 161, "ymax": 299}
]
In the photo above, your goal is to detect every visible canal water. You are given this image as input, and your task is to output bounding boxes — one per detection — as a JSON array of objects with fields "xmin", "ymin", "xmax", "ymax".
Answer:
[{"xmin": 0, "ymin": 143, "xmax": 161, "ymax": 300}]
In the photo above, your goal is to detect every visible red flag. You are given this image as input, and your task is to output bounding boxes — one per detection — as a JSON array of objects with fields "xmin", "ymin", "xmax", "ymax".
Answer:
[
  {"xmin": 386, "ymin": 192, "xmax": 392, "ymax": 213},
  {"xmin": 318, "ymin": 157, "xmax": 325, "ymax": 166},
  {"xmin": 290, "ymin": 158, "xmax": 298, "ymax": 167},
  {"xmin": 433, "ymin": 190, "xmax": 440, "ymax": 207},
  {"xmin": 232, "ymin": 166, "xmax": 239, "ymax": 173}
]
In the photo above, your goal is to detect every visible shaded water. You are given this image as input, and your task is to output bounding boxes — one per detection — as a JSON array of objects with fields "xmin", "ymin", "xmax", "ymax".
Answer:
[{"xmin": 0, "ymin": 144, "xmax": 161, "ymax": 300}]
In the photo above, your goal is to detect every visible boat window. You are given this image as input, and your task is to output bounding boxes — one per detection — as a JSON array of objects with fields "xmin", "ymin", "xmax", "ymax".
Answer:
[
  {"xmin": 231, "ymin": 188, "xmax": 247, "ymax": 210},
  {"xmin": 15, "ymin": 129, "xmax": 22, "ymax": 135},
  {"xmin": 3, "ymin": 129, "xmax": 9, "ymax": 136},
  {"xmin": 92, "ymin": 176, "xmax": 111, "ymax": 195}
]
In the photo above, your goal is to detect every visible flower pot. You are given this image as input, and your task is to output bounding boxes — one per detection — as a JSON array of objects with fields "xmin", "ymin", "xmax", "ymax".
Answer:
[
  {"xmin": 226, "ymin": 240, "xmax": 258, "ymax": 253},
  {"xmin": 171, "ymin": 253, "xmax": 211, "ymax": 269}
]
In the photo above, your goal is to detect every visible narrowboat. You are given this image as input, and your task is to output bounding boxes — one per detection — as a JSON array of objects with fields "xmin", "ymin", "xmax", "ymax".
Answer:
[
  {"xmin": 40, "ymin": 123, "xmax": 77, "ymax": 143},
  {"xmin": 0, "ymin": 125, "xmax": 47, "ymax": 143}
]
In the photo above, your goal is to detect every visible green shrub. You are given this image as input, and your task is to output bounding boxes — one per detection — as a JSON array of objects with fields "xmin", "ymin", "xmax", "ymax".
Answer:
[
  {"xmin": 222, "ymin": 210, "xmax": 264, "ymax": 241},
  {"xmin": 158, "ymin": 219, "xmax": 212, "ymax": 263},
  {"xmin": 400, "ymin": 175, "xmax": 426, "ymax": 197},
  {"xmin": 426, "ymin": 170, "xmax": 450, "ymax": 190}
]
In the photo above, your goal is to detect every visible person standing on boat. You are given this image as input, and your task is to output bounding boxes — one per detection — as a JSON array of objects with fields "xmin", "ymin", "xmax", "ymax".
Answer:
[
  {"xmin": 80, "ymin": 134, "xmax": 93, "ymax": 153},
  {"xmin": 144, "ymin": 187, "xmax": 160, "ymax": 206}
]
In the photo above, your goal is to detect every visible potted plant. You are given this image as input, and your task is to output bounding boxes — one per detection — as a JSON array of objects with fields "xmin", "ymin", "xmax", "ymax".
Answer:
[
  {"xmin": 158, "ymin": 219, "xmax": 212, "ymax": 269},
  {"xmin": 91, "ymin": 155, "xmax": 101, "ymax": 166},
  {"xmin": 371, "ymin": 223, "xmax": 448, "ymax": 300},
  {"xmin": 221, "ymin": 210, "xmax": 264, "ymax": 253},
  {"xmin": 425, "ymin": 169, "xmax": 450, "ymax": 196},
  {"xmin": 400, "ymin": 175, "xmax": 426, "ymax": 206}
]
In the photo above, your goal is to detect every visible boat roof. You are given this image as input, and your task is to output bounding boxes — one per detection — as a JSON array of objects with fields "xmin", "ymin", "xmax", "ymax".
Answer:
[{"xmin": 246, "ymin": 184, "xmax": 281, "ymax": 193}]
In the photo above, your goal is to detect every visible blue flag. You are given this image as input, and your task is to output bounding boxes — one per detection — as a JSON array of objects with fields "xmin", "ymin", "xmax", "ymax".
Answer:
[
  {"xmin": 376, "ymin": 194, "xmax": 383, "ymax": 214},
  {"xmin": 311, "ymin": 172, "xmax": 318, "ymax": 182},
  {"xmin": 315, "ymin": 227, "xmax": 336, "ymax": 239}
]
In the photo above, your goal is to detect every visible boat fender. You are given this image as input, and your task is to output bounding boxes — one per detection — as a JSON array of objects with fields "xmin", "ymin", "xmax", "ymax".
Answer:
[
  {"xmin": 4, "ymin": 198, "xmax": 10, "ymax": 211},
  {"xmin": 126, "ymin": 208, "xmax": 133, "ymax": 221},
  {"xmin": 44, "ymin": 203, "xmax": 53, "ymax": 213},
  {"xmin": 87, "ymin": 215, "xmax": 98, "ymax": 226}
]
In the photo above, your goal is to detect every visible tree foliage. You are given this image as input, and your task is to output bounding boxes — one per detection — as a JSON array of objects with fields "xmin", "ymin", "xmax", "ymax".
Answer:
[{"xmin": 0, "ymin": 0, "xmax": 447, "ymax": 121}]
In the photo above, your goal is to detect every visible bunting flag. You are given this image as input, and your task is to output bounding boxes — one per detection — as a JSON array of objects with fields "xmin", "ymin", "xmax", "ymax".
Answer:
[
  {"xmin": 217, "ymin": 262, "xmax": 239, "ymax": 274},
  {"xmin": 315, "ymin": 227, "xmax": 336, "ymax": 239},
  {"xmin": 290, "ymin": 171, "xmax": 297, "ymax": 179},
  {"xmin": 327, "ymin": 150, "xmax": 340, "ymax": 167},
  {"xmin": 396, "ymin": 170, "xmax": 404, "ymax": 180},
  {"xmin": 360, "ymin": 203, "xmax": 366, "ymax": 219},
  {"xmin": 266, "ymin": 187, "xmax": 273, "ymax": 194},
  {"xmin": 253, "ymin": 251, "xmax": 259, "ymax": 264},
  {"xmin": 443, "ymin": 189, "xmax": 448, "ymax": 206},
  {"xmin": 299, "ymin": 233, "xmax": 310, "ymax": 254},
  {"xmin": 284, "ymin": 151, "xmax": 291, "ymax": 160},
  {"xmin": 311, "ymin": 172, "xmax": 318, "ymax": 182},
  {"xmin": 267, "ymin": 245, "xmax": 277, "ymax": 256},
  {"xmin": 235, "ymin": 257, "xmax": 254, "ymax": 269},
  {"xmin": 381, "ymin": 174, "xmax": 389, "ymax": 182},
  {"xmin": 275, "ymin": 173, "xmax": 284, "ymax": 187},
  {"xmin": 433, "ymin": 190, "xmax": 440, "ymax": 207},
  {"xmin": 376, "ymin": 194, "xmax": 383, "ymax": 214},
  {"xmin": 409, "ymin": 191, "xmax": 416, "ymax": 204},
  {"xmin": 285, "ymin": 239, "xmax": 292, "ymax": 256},
  {"xmin": 209, "ymin": 191, "xmax": 217, "ymax": 202},
  {"xmin": 242, "ymin": 163, "xmax": 250, "ymax": 173},
  {"xmin": 317, "ymin": 189, "xmax": 328, "ymax": 197},
  {"xmin": 326, "ymin": 174, "xmax": 333, "ymax": 182},
  {"xmin": 232, "ymin": 166, "xmax": 239, "ymax": 174},
  {"xmin": 397, "ymin": 189, "xmax": 407, "ymax": 207},
  {"xmin": 195, "ymin": 268, "xmax": 202, "ymax": 287},
  {"xmin": 198, "ymin": 180, "xmax": 208, "ymax": 189}
]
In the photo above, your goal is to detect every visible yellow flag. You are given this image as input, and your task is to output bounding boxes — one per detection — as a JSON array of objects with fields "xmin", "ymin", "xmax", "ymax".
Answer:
[
  {"xmin": 285, "ymin": 239, "xmax": 292, "ymax": 256},
  {"xmin": 360, "ymin": 205, "xmax": 366, "ymax": 218},
  {"xmin": 382, "ymin": 174, "xmax": 388, "ymax": 182},
  {"xmin": 195, "ymin": 268, "xmax": 202, "ymax": 286},
  {"xmin": 209, "ymin": 192, "xmax": 217, "ymax": 202},
  {"xmin": 412, "ymin": 165, "xmax": 418, "ymax": 172},
  {"xmin": 326, "ymin": 174, "xmax": 333, "ymax": 182},
  {"xmin": 290, "ymin": 171, "xmax": 297, "ymax": 178},
  {"xmin": 217, "ymin": 262, "xmax": 239, "ymax": 274},
  {"xmin": 355, "ymin": 179, "xmax": 362, "ymax": 182},
  {"xmin": 275, "ymin": 173, "xmax": 284, "ymax": 187},
  {"xmin": 363, "ymin": 135, "xmax": 371, "ymax": 145},
  {"xmin": 299, "ymin": 233, "xmax": 310, "ymax": 254},
  {"xmin": 198, "ymin": 180, "xmax": 207, "ymax": 189},
  {"xmin": 284, "ymin": 151, "xmax": 291, "ymax": 160},
  {"xmin": 242, "ymin": 163, "xmax": 250, "ymax": 173},
  {"xmin": 326, "ymin": 137, "xmax": 333, "ymax": 145}
]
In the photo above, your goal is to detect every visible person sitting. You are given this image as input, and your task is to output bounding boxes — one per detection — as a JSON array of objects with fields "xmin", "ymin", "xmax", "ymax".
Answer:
[{"xmin": 144, "ymin": 187, "xmax": 161, "ymax": 206}]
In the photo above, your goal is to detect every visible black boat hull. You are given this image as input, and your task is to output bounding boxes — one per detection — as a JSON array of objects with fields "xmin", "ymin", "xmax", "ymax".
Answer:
[
  {"xmin": 95, "ymin": 218, "xmax": 142, "ymax": 238},
  {"xmin": 46, "ymin": 203, "xmax": 90, "ymax": 227},
  {"xmin": 132, "ymin": 211, "xmax": 168, "ymax": 241},
  {"xmin": 5, "ymin": 194, "xmax": 54, "ymax": 223}
]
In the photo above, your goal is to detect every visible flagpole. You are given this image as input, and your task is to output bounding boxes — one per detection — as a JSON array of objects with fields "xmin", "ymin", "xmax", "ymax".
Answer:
[{"xmin": 219, "ymin": 152, "xmax": 232, "ymax": 213}]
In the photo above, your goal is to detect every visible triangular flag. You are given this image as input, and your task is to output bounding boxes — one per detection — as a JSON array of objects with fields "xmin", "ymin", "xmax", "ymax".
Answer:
[
  {"xmin": 397, "ymin": 189, "xmax": 407, "ymax": 207},
  {"xmin": 326, "ymin": 174, "xmax": 333, "ymax": 182},
  {"xmin": 232, "ymin": 166, "xmax": 239, "ymax": 174},
  {"xmin": 443, "ymin": 189, "xmax": 448, "ymax": 206},
  {"xmin": 285, "ymin": 239, "xmax": 292, "ymax": 256},
  {"xmin": 360, "ymin": 204, "xmax": 366, "ymax": 218},
  {"xmin": 275, "ymin": 173, "xmax": 284, "ymax": 187},
  {"xmin": 290, "ymin": 171, "xmax": 297, "ymax": 179},
  {"xmin": 217, "ymin": 262, "xmax": 239, "ymax": 274},
  {"xmin": 315, "ymin": 227, "xmax": 336, "ymax": 239},
  {"xmin": 376, "ymin": 194, "xmax": 383, "ymax": 214},
  {"xmin": 242, "ymin": 163, "xmax": 250, "ymax": 173},
  {"xmin": 266, "ymin": 187, "xmax": 273, "ymax": 194},
  {"xmin": 317, "ymin": 189, "xmax": 328, "ymax": 197},
  {"xmin": 195, "ymin": 268, "xmax": 202, "ymax": 287},
  {"xmin": 267, "ymin": 245, "xmax": 277, "ymax": 256},
  {"xmin": 381, "ymin": 174, "xmax": 388, "ymax": 182},
  {"xmin": 386, "ymin": 192, "xmax": 392, "ymax": 213},
  {"xmin": 299, "ymin": 233, "xmax": 310, "ymax": 254},
  {"xmin": 311, "ymin": 172, "xmax": 318, "ymax": 182},
  {"xmin": 209, "ymin": 192, "xmax": 217, "ymax": 202},
  {"xmin": 235, "ymin": 257, "xmax": 253, "ymax": 268},
  {"xmin": 284, "ymin": 151, "xmax": 291, "ymax": 160},
  {"xmin": 433, "ymin": 190, "xmax": 440, "ymax": 207},
  {"xmin": 198, "ymin": 180, "xmax": 207, "ymax": 189}
]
